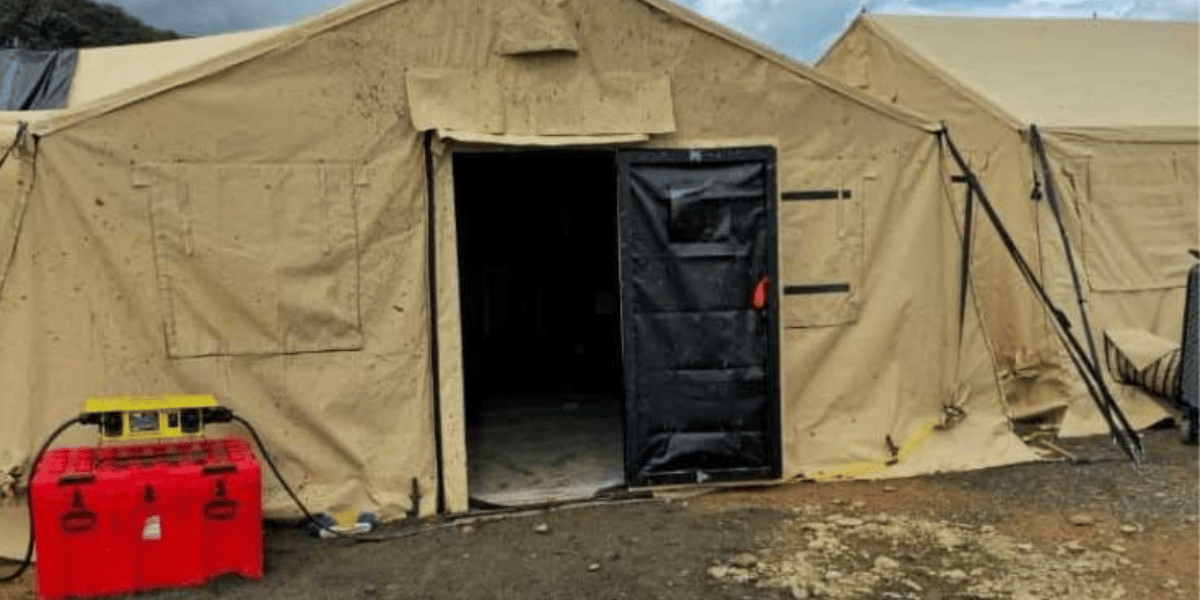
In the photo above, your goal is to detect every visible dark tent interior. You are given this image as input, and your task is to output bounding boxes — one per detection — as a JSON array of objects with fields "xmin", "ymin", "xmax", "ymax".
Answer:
[{"xmin": 453, "ymin": 150, "xmax": 625, "ymax": 505}]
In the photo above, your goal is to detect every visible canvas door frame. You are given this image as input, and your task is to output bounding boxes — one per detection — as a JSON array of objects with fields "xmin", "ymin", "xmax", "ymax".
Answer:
[{"xmin": 434, "ymin": 140, "xmax": 785, "ymax": 511}]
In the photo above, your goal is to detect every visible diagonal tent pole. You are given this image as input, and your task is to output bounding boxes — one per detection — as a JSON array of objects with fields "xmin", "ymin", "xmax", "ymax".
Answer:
[
  {"xmin": 1028, "ymin": 125, "xmax": 1104, "ymax": 371},
  {"xmin": 1027, "ymin": 125, "xmax": 1143, "ymax": 449},
  {"xmin": 940, "ymin": 127, "xmax": 1143, "ymax": 464}
]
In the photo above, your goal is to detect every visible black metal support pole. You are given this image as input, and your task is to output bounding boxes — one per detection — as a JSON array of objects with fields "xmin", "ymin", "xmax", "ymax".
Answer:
[
  {"xmin": 424, "ymin": 130, "xmax": 447, "ymax": 513},
  {"xmin": 940, "ymin": 127, "xmax": 1142, "ymax": 464},
  {"xmin": 1028, "ymin": 125, "xmax": 1103, "ymax": 373}
]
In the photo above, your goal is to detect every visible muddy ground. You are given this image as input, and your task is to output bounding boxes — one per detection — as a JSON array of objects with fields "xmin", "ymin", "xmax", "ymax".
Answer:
[{"xmin": 2, "ymin": 428, "xmax": 1195, "ymax": 600}]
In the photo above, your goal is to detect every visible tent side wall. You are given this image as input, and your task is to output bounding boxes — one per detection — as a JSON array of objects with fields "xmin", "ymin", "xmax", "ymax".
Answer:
[
  {"xmin": 0, "ymin": 10, "xmax": 440, "ymax": 554},
  {"xmin": 1039, "ymin": 128, "xmax": 1198, "ymax": 435},
  {"xmin": 820, "ymin": 18, "xmax": 1200, "ymax": 435},
  {"xmin": 775, "ymin": 131, "xmax": 1036, "ymax": 480},
  {"xmin": 0, "ymin": 0, "xmax": 1036, "ymax": 550},
  {"xmin": 819, "ymin": 19, "xmax": 1073, "ymax": 421}
]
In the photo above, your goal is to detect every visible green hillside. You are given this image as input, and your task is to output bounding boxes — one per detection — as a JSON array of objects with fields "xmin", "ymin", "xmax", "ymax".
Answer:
[{"xmin": 1, "ymin": 0, "xmax": 179, "ymax": 49}]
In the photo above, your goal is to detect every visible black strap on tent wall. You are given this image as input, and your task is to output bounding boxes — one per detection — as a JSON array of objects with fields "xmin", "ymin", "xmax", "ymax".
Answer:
[
  {"xmin": 955, "ymin": 175, "xmax": 975, "ymax": 354},
  {"xmin": 939, "ymin": 128, "xmax": 1144, "ymax": 464},
  {"xmin": 1028, "ymin": 125, "xmax": 1104, "ymax": 373}
]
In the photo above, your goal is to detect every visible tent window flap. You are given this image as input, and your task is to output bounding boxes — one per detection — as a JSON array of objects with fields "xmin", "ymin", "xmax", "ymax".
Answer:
[
  {"xmin": 779, "ymin": 161, "xmax": 869, "ymax": 328},
  {"xmin": 140, "ymin": 162, "xmax": 363, "ymax": 357},
  {"xmin": 1074, "ymin": 155, "xmax": 1198, "ymax": 291}
]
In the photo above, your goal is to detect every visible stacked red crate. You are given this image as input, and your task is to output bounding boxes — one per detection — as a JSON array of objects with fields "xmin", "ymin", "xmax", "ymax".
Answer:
[{"xmin": 31, "ymin": 438, "xmax": 262, "ymax": 600}]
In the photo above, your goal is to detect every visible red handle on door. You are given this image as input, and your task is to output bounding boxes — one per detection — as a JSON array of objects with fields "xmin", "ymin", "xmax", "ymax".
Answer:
[{"xmin": 751, "ymin": 276, "xmax": 769, "ymax": 310}]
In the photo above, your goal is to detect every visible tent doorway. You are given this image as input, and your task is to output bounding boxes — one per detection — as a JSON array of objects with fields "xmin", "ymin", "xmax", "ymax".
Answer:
[{"xmin": 453, "ymin": 150, "xmax": 625, "ymax": 506}]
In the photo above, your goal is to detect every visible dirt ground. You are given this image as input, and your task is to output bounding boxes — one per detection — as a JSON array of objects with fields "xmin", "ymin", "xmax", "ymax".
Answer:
[{"xmin": 1, "ymin": 428, "xmax": 1195, "ymax": 600}]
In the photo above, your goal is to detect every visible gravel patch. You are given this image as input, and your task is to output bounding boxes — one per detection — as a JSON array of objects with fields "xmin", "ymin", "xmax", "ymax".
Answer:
[{"xmin": 711, "ymin": 503, "xmax": 1129, "ymax": 599}]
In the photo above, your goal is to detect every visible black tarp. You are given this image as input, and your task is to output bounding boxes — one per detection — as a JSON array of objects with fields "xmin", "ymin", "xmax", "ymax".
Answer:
[
  {"xmin": 0, "ymin": 48, "xmax": 77, "ymax": 110},
  {"xmin": 617, "ymin": 147, "xmax": 781, "ymax": 486}
]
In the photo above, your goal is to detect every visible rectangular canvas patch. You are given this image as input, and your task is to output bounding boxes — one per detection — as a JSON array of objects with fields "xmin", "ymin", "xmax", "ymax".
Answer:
[
  {"xmin": 140, "ymin": 162, "xmax": 363, "ymax": 357},
  {"xmin": 1075, "ymin": 155, "xmax": 1198, "ymax": 291}
]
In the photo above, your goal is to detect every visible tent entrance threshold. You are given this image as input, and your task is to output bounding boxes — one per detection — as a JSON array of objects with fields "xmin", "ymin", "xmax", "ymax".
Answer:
[{"xmin": 466, "ymin": 393, "xmax": 625, "ymax": 507}]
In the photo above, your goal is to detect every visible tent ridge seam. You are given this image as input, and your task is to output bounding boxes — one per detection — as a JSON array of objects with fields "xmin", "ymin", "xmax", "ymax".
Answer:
[
  {"xmin": 856, "ymin": 15, "xmax": 1025, "ymax": 132},
  {"xmin": 635, "ymin": 0, "xmax": 940, "ymax": 133}
]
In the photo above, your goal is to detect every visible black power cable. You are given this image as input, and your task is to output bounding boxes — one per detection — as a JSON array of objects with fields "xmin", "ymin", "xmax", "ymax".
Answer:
[
  {"xmin": 229, "ymin": 414, "xmax": 439, "ymax": 543},
  {"xmin": 1, "ymin": 416, "xmax": 82, "ymax": 583},
  {"xmin": 228, "ymin": 415, "xmax": 328, "ymax": 532},
  {"xmin": 4, "ymin": 406, "xmax": 497, "ymax": 585},
  {"xmin": 0, "ymin": 407, "xmax": 435, "ymax": 585},
  {"xmin": 7, "ymin": 406, "xmax": 640, "ymax": 586},
  {"xmin": 2, "ymin": 409, "xmax": 365, "ymax": 585},
  {"xmin": 234, "ymin": 411, "xmax": 661, "ymax": 542}
]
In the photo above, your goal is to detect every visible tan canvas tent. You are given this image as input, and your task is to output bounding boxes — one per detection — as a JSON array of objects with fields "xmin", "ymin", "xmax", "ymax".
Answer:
[
  {"xmin": 0, "ymin": 29, "xmax": 283, "ymax": 111},
  {"xmin": 819, "ymin": 15, "xmax": 1200, "ymax": 436},
  {"xmin": 66, "ymin": 28, "xmax": 284, "ymax": 108},
  {"xmin": 0, "ymin": 0, "xmax": 1042, "ymax": 557}
]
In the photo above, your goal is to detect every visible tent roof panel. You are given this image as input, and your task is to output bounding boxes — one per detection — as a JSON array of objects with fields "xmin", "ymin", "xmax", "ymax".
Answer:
[
  {"xmin": 0, "ymin": 28, "xmax": 280, "ymax": 122},
  {"xmin": 866, "ymin": 14, "xmax": 1199, "ymax": 128},
  {"xmin": 68, "ymin": 28, "xmax": 284, "ymax": 107}
]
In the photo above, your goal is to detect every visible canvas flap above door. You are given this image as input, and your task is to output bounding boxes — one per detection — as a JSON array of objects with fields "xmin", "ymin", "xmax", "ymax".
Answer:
[{"xmin": 617, "ymin": 146, "xmax": 781, "ymax": 487}]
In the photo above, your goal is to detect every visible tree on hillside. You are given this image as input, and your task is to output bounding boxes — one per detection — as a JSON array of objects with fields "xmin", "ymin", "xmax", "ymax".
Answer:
[{"xmin": 0, "ymin": 0, "xmax": 178, "ymax": 49}]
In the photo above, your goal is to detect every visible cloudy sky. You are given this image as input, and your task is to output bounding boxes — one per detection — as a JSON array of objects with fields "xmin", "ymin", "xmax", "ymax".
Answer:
[{"xmin": 107, "ymin": 0, "xmax": 1199, "ymax": 62}]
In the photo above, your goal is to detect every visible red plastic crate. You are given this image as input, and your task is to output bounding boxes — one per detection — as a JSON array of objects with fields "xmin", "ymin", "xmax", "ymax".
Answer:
[{"xmin": 31, "ymin": 438, "xmax": 262, "ymax": 600}]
